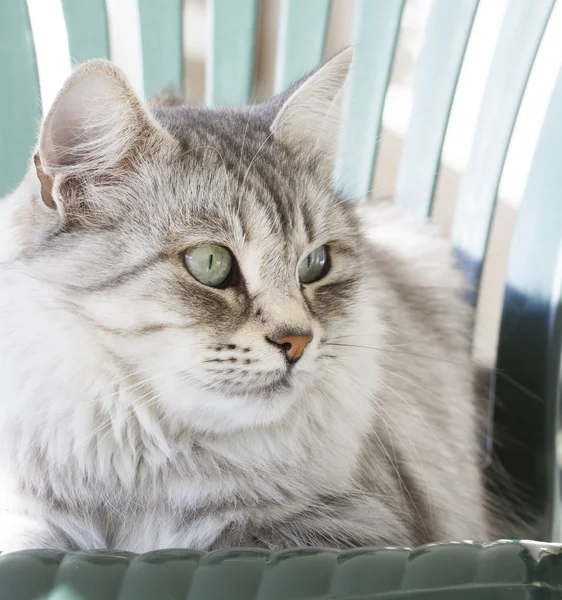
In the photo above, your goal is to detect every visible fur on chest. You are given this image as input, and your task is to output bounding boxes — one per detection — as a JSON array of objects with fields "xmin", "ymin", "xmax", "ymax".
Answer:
[
  {"xmin": 8, "ymin": 402, "xmax": 358, "ymax": 523},
  {"xmin": 8, "ymin": 428, "xmax": 352, "ymax": 551}
]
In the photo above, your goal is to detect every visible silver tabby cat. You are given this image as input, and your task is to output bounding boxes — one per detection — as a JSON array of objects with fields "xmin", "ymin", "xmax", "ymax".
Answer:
[{"xmin": 0, "ymin": 49, "xmax": 489, "ymax": 552}]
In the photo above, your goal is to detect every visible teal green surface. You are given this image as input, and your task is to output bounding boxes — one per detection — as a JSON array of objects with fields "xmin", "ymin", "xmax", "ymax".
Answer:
[
  {"xmin": 273, "ymin": 0, "xmax": 331, "ymax": 94},
  {"xmin": 207, "ymin": 0, "xmax": 258, "ymax": 106},
  {"xmin": 450, "ymin": 0, "xmax": 555, "ymax": 299},
  {"xmin": 335, "ymin": 0, "xmax": 404, "ymax": 201},
  {"xmin": 0, "ymin": 0, "xmax": 41, "ymax": 197},
  {"xmin": 493, "ymin": 67, "xmax": 562, "ymax": 543},
  {"xmin": 394, "ymin": 0, "xmax": 478, "ymax": 218},
  {"xmin": 61, "ymin": 0, "xmax": 110, "ymax": 63},
  {"xmin": 138, "ymin": 0, "xmax": 184, "ymax": 99},
  {"xmin": 2, "ymin": 542, "xmax": 562, "ymax": 599}
]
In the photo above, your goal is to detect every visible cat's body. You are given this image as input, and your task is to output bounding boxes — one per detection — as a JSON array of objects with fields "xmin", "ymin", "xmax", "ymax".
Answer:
[{"xmin": 0, "ymin": 52, "xmax": 488, "ymax": 552}]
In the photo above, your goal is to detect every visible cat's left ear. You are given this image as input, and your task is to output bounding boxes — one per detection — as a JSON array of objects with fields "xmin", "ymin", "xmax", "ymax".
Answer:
[
  {"xmin": 271, "ymin": 48, "xmax": 353, "ymax": 166},
  {"xmin": 35, "ymin": 59, "xmax": 169, "ymax": 210}
]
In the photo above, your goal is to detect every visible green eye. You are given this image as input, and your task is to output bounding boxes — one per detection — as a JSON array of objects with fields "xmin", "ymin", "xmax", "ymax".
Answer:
[
  {"xmin": 298, "ymin": 245, "xmax": 329, "ymax": 284},
  {"xmin": 184, "ymin": 244, "xmax": 233, "ymax": 287}
]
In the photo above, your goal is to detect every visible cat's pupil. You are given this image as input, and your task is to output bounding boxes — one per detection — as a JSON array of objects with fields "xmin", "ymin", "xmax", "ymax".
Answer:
[
  {"xmin": 307, "ymin": 254, "xmax": 312, "ymax": 268},
  {"xmin": 184, "ymin": 244, "xmax": 233, "ymax": 287}
]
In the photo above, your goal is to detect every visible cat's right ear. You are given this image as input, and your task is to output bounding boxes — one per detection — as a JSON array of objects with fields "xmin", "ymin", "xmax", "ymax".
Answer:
[
  {"xmin": 270, "ymin": 48, "xmax": 353, "ymax": 169},
  {"xmin": 35, "ymin": 59, "xmax": 167, "ymax": 209}
]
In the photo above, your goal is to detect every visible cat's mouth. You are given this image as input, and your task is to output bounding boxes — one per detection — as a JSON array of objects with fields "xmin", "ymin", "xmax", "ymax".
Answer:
[{"xmin": 215, "ymin": 373, "xmax": 292, "ymax": 398}]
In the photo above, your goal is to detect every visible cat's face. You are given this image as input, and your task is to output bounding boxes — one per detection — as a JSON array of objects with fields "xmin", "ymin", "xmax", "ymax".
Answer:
[{"xmin": 27, "ymin": 51, "xmax": 379, "ymax": 433}]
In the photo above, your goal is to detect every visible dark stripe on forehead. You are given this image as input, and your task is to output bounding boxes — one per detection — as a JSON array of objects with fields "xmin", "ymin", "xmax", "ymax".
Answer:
[
  {"xmin": 204, "ymin": 121, "xmax": 298, "ymax": 238},
  {"xmin": 173, "ymin": 109, "xmax": 303, "ymax": 241},
  {"xmin": 300, "ymin": 200, "xmax": 315, "ymax": 240},
  {"xmin": 176, "ymin": 121, "xmax": 284, "ymax": 237},
  {"xmin": 186, "ymin": 114, "xmax": 267, "ymax": 168},
  {"xmin": 251, "ymin": 157, "xmax": 296, "ymax": 237}
]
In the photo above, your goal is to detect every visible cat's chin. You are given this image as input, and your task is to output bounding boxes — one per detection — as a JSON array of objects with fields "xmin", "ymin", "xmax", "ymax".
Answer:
[
  {"xmin": 217, "ymin": 375, "xmax": 292, "ymax": 399},
  {"xmin": 157, "ymin": 372, "xmax": 308, "ymax": 433},
  {"xmin": 208, "ymin": 366, "xmax": 319, "ymax": 400}
]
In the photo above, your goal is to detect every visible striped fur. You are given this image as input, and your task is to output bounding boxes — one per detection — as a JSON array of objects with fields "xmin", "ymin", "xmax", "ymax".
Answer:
[{"xmin": 0, "ymin": 52, "xmax": 489, "ymax": 552}]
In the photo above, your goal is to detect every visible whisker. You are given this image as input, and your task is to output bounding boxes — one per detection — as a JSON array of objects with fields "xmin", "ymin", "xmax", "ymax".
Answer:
[
  {"xmin": 326, "ymin": 353, "xmax": 442, "ymax": 446},
  {"xmin": 240, "ymin": 95, "xmax": 325, "ymax": 193},
  {"xmin": 325, "ymin": 334, "xmax": 446, "ymax": 348},
  {"xmin": 325, "ymin": 342, "xmax": 471, "ymax": 366}
]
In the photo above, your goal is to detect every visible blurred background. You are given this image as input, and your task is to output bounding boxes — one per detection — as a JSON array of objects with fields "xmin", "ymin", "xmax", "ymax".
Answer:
[{"xmin": 24, "ymin": 0, "xmax": 562, "ymax": 370}]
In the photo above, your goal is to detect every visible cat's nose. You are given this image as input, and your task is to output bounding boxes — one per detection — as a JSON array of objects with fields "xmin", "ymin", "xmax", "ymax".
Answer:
[{"xmin": 268, "ymin": 333, "xmax": 313, "ymax": 363}]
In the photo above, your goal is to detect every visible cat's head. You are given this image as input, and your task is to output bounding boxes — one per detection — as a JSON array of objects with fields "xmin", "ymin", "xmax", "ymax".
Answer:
[{"xmin": 24, "ymin": 49, "xmax": 380, "ymax": 433}]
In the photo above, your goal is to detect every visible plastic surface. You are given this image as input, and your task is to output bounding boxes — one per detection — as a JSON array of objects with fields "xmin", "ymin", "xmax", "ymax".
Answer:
[
  {"xmin": 61, "ymin": 0, "xmax": 110, "ymax": 64},
  {"xmin": 394, "ymin": 0, "xmax": 478, "ymax": 218},
  {"xmin": 138, "ymin": 0, "xmax": 183, "ymax": 99},
  {"xmin": 1, "ymin": 541, "xmax": 562, "ymax": 599},
  {"xmin": 451, "ymin": 0, "xmax": 555, "ymax": 301},
  {"xmin": 274, "ymin": 0, "xmax": 331, "ymax": 93},
  {"xmin": 207, "ymin": 0, "xmax": 258, "ymax": 106},
  {"xmin": 335, "ymin": 0, "xmax": 404, "ymax": 200},
  {"xmin": 0, "ymin": 0, "xmax": 41, "ymax": 197},
  {"xmin": 492, "ymin": 66, "xmax": 562, "ymax": 543}
]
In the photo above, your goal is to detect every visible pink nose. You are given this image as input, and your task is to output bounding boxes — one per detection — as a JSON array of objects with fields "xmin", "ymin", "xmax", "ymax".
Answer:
[{"xmin": 269, "ymin": 334, "xmax": 313, "ymax": 363}]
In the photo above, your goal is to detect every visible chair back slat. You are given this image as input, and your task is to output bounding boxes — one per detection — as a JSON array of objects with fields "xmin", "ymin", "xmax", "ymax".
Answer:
[
  {"xmin": 273, "ymin": 0, "xmax": 331, "ymax": 94},
  {"xmin": 61, "ymin": 0, "xmax": 110, "ymax": 63},
  {"xmin": 450, "ymin": 0, "xmax": 555, "ymax": 301},
  {"xmin": 138, "ymin": 0, "xmax": 183, "ymax": 99},
  {"xmin": 0, "ymin": 0, "xmax": 41, "ymax": 197},
  {"xmin": 394, "ymin": 0, "xmax": 478, "ymax": 218},
  {"xmin": 492, "ymin": 68, "xmax": 562, "ymax": 542},
  {"xmin": 335, "ymin": 0, "xmax": 404, "ymax": 201},
  {"xmin": 207, "ymin": 0, "xmax": 258, "ymax": 106}
]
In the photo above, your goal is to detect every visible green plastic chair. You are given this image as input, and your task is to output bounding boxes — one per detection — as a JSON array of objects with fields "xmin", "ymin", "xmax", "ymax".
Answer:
[{"xmin": 2, "ymin": 0, "xmax": 562, "ymax": 597}]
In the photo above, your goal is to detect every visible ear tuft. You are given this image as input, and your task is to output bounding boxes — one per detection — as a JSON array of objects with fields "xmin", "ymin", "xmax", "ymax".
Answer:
[
  {"xmin": 39, "ymin": 59, "xmax": 154, "ymax": 176},
  {"xmin": 271, "ymin": 48, "xmax": 354, "ymax": 166}
]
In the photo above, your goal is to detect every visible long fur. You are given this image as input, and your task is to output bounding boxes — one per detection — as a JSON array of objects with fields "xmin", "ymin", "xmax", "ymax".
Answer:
[{"xmin": 0, "ymin": 54, "xmax": 490, "ymax": 552}]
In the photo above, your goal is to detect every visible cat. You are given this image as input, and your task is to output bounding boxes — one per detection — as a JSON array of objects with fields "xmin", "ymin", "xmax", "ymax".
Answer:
[{"xmin": 0, "ymin": 49, "xmax": 490, "ymax": 552}]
